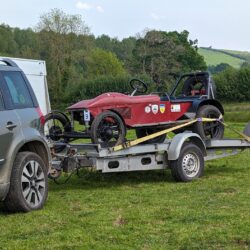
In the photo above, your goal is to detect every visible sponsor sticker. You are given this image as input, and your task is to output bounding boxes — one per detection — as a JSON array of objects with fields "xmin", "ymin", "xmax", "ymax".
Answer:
[
  {"xmin": 171, "ymin": 104, "xmax": 181, "ymax": 112},
  {"xmin": 145, "ymin": 106, "xmax": 151, "ymax": 113},
  {"xmin": 159, "ymin": 104, "xmax": 165, "ymax": 113},
  {"xmin": 152, "ymin": 104, "xmax": 159, "ymax": 114}
]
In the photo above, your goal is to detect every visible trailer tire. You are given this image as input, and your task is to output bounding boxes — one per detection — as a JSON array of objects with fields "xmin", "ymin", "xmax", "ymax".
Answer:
[{"xmin": 169, "ymin": 143, "xmax": 204, "ymax": 182}]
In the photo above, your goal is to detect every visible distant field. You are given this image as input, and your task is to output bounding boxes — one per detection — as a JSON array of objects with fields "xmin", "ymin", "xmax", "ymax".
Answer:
[
  {"xmin": 198, "ymin": 48, "xmax": 245, "ymax": 68},
  {"xmin": 223, "ymin": 102, "xmax": 250, "ymax": 123},
  {"xmin": 221, "ymin": 49, "xmax": 250, "ymax": 62}
]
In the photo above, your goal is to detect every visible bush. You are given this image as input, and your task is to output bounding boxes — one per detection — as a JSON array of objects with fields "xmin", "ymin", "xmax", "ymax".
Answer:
[
  {"xmin": 214, "ymin": 66, "xmax": 250, "ymax": 102},
  {"xmin": 62, "ymin": 74, "xmax": 153, "ymax": 108}
]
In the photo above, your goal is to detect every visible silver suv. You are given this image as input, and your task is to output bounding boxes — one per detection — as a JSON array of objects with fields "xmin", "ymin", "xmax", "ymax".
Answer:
[{"xmin": 0, "ymin": 58, "xmax": 50, "ymax": 212}]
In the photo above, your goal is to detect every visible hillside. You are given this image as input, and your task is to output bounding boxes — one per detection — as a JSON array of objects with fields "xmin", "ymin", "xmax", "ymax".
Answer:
[
  {"xmin": 221, "ymin": 49, "xmax": 250, "ymax": 62},
  {"xmin": 198, "ymin": 48, "xmax": 245, "ymax": 68}
]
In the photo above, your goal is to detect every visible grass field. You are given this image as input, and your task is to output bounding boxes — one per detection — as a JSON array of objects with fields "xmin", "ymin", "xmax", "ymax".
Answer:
[
  {"xmin": 221, "ymin": 49, "xmax": 250, "ymax": 63},
  {"xmin": 0, "ymin": 104, "xmax": 250, "ymax": 249},
  {"xmin": 198, "ymin": 48, "xmax": 245, "ymax": 68}
]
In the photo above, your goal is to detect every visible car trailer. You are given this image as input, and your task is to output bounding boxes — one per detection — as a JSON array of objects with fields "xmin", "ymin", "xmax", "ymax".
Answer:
[{"xmin": 49, "ymin": 122, "xmax": 250, "ymax": 182}]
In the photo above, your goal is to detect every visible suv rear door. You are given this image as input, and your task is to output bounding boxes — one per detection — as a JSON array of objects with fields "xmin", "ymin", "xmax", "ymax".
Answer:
[
  {"xmin": 0, "ymin": 74, "xmax": 21, "ymax": 167},
  {"xmin": 1, "ymin": 70, "xmax": 40, "ymax": 133}
]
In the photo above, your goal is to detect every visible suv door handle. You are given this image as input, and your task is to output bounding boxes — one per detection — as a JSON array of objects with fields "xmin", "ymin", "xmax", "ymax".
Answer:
[{"xmin": 6, "ymin": 122, "xmax": 17, "ymax": 130}]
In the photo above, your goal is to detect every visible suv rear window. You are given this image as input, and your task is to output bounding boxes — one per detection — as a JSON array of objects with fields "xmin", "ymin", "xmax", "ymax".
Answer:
[{"xmin": 2, "ymin": 71, "xmax": 33, "ymax": 108}]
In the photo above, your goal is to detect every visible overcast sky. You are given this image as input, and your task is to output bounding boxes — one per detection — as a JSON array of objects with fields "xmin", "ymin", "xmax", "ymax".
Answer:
[{"xmin": 0, "ymin": 0, "xmax": 250, "ymax": 51}]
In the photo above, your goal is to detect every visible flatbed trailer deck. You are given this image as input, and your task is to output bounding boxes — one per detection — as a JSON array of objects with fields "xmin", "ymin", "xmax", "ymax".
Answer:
[{"xmin": 50, "ymin": 129, "xmax": 250, "ymax": 182}]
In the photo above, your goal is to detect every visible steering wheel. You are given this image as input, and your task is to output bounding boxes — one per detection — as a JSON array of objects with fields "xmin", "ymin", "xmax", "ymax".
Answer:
[{"xmin": 129, "ymin": 78, "xmax": 148, "ymax": 95}]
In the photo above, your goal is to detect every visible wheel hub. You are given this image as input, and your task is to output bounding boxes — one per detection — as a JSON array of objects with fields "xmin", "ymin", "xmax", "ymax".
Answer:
[
  {"xmin": 21, "ymin": 160, "xmax": 45, "ymax": 207},
  {"xmin": 100, "ymin": 127, "xmax": 113, "ymax": 140},
  {"xmin": 186, "ymin": 158, "xmax": 195, "ymax": 171},
  {"xmin": 182, "ymin": 153, "xmax": 200, "ymax": 178},
  {"xmin": 49, "ymin": 125, "xmax": 62, "ymax": 141},
  {"xmin": 105, "ymin": 128, "xmax": 113, "ymax": 136},
  {"xmin": 31, "ymin": 179, "xmax": 36, "ymax": 187}
]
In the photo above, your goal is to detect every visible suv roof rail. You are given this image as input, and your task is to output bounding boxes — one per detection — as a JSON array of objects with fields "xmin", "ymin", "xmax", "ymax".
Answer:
[{"xmin": 0, "ymin": 58, "xmax": 18, "ymax": 67}]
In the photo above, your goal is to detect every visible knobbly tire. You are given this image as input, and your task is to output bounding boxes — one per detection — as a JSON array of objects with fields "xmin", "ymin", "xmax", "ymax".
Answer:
[
  {"xmin": 169, "ymin": 143, "xmax": 204, "ymax": 182},
  {"xmin": 4, "ymin": 152, "xmax": 48, "ymax": 213},
  {"xmin": 91, "ymin": 110, "xmax": 126, "ymax": 147},
  {"xmin": 136, "ymin": 128, "xmax": 166, "ymax": 144},
  {"xmin": 43, "ymin": 112, "xmax": 71, "ymax": 152},
  {"xmin": 193, "ymin": 105, "xmax": 224, "ymax": 140}
]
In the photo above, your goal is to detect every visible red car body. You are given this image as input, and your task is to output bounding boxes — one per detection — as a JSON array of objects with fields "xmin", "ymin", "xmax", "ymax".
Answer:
[
  {"xmin": 40, "ymin": 72, "xmax": 223, "ymax": 147},
  {"xmin": 43, "ymin": 72, "xmax": 224, "ymax": 150},
  {"xmin": 68, "ymin": 92, "xmax": 192, "ymax": 127}
]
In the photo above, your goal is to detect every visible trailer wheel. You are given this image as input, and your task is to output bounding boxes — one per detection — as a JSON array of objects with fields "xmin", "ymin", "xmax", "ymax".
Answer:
[
  {"xmin": 91, "ymin": 110, "xmax": 126, "ymax": 147},
  {"xmin": 169, "ymin": 143, "xmax": 204, "ymax": 182}
]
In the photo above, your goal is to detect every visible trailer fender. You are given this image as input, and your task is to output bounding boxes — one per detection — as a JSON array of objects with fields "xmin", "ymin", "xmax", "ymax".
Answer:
[{"xmin": 168, "ymin": 133, "xmax": 206, "ymax": 161}]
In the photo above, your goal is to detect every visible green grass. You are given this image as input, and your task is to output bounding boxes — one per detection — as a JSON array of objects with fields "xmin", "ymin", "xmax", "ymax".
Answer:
[
  {"xmin": 198, "ymin": 48, "xmax": 245, "ymax": 68},
  {"xmin": 223, "ymin": 102, "xmax": 250, "ymax": 123},
  {"xmin": 0, "ymin": 104, "xmax": 250, "ymax": 249},
  {"xmin": 221, "ymin": 49, "xmax": 250, "ymax": 63}
]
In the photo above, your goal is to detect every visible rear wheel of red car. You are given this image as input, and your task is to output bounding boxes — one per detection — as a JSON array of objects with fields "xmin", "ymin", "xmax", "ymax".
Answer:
[
  {"xmin": 91, "ymin": 111, "xmax": 126, "ymax": 147},
  {"xmin": 136, "ymin": 128, "xmax": 166, "ymax": 144},
  {"xmin": 193, "ymin": 105, "xmax": 224, "ymax": 140}
]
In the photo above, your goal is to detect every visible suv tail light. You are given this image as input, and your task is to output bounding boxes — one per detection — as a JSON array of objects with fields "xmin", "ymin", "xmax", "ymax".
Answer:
[{"xmin": 36, "ymin": 107, "xmax": 45, "ymax": 125}]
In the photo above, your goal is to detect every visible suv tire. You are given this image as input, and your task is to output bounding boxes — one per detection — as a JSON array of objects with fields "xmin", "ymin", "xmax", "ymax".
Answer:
[{"xmin": 4, "ymin": 152, "xmax": 48, "ymax": 213}]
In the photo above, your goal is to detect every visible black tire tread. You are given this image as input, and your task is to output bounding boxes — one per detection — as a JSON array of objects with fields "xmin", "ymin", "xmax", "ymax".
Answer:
[
  {"xmin": 90, "ymin": 110, "xmax": 126, "ymax": 146},
  {"xmin": 43, "ymin": 112, "xmax": 70, "ymax": 152},
  {"xmin": 4, "ymin": 152, "xmax": 48, "ymax": 213},
  {"xmin": 193, "ymin": 105, "xmax": 224, "ymax": 140}
]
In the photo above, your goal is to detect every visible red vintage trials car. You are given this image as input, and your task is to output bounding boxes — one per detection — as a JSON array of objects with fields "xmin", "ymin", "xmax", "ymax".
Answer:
[{"xmin": 44, "ymin": 72, "xmax": 224, "ymax": 148}]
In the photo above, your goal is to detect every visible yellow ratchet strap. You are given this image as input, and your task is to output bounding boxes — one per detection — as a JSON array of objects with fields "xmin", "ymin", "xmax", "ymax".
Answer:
[
  {"xmin": 111, "ymin": 114, "xmax": 250, "ymax": 152},
  {"xmin": 112, "ymin": 115, "xmax": 220, "ymax": 152}
]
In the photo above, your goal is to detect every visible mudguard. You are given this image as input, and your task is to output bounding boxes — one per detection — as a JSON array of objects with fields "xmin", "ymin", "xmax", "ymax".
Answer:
[
  {"xmin": 168, "ymin": 132, "xmax": 206, "ymax": 161},
  {"xmin": 189, "ymin": 99, "xmax": 224, "ymax": 114}
]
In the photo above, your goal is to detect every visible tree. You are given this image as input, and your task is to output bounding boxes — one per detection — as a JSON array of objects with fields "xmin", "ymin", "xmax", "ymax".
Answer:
[
  {"xmin": 131, "ymin": 30, "xmax": 206, "ymax": 89},
  {"xmin": 95, "ymin": 35, "xmax": 136, "ymax": 62},
  {"xmin": 85, "ymin": 48, "xmax": 125, "ymax": 78},
  {"xmin": 36, "ymin": 8, "xmax": 90, "ymax": 35},
  {"xmin": 13, "ymin": 27, "xmax": 40, "ymax": 58},
  {"xmin": 36, "ymin": 9, "xmax": 92, "ymax": 106},
  {"xmin": 0, "ymin": 24, "xmax": 18, "ymax": 55}
]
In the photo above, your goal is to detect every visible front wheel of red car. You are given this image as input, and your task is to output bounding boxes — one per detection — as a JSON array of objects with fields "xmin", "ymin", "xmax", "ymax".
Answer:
[
  {"xmin": 193, "ymin": 105, "xmax": 224, "ymax": 140},
  {"xmin": 91, "ymin": 111, "xmax": 126, "ymax": 147}
]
